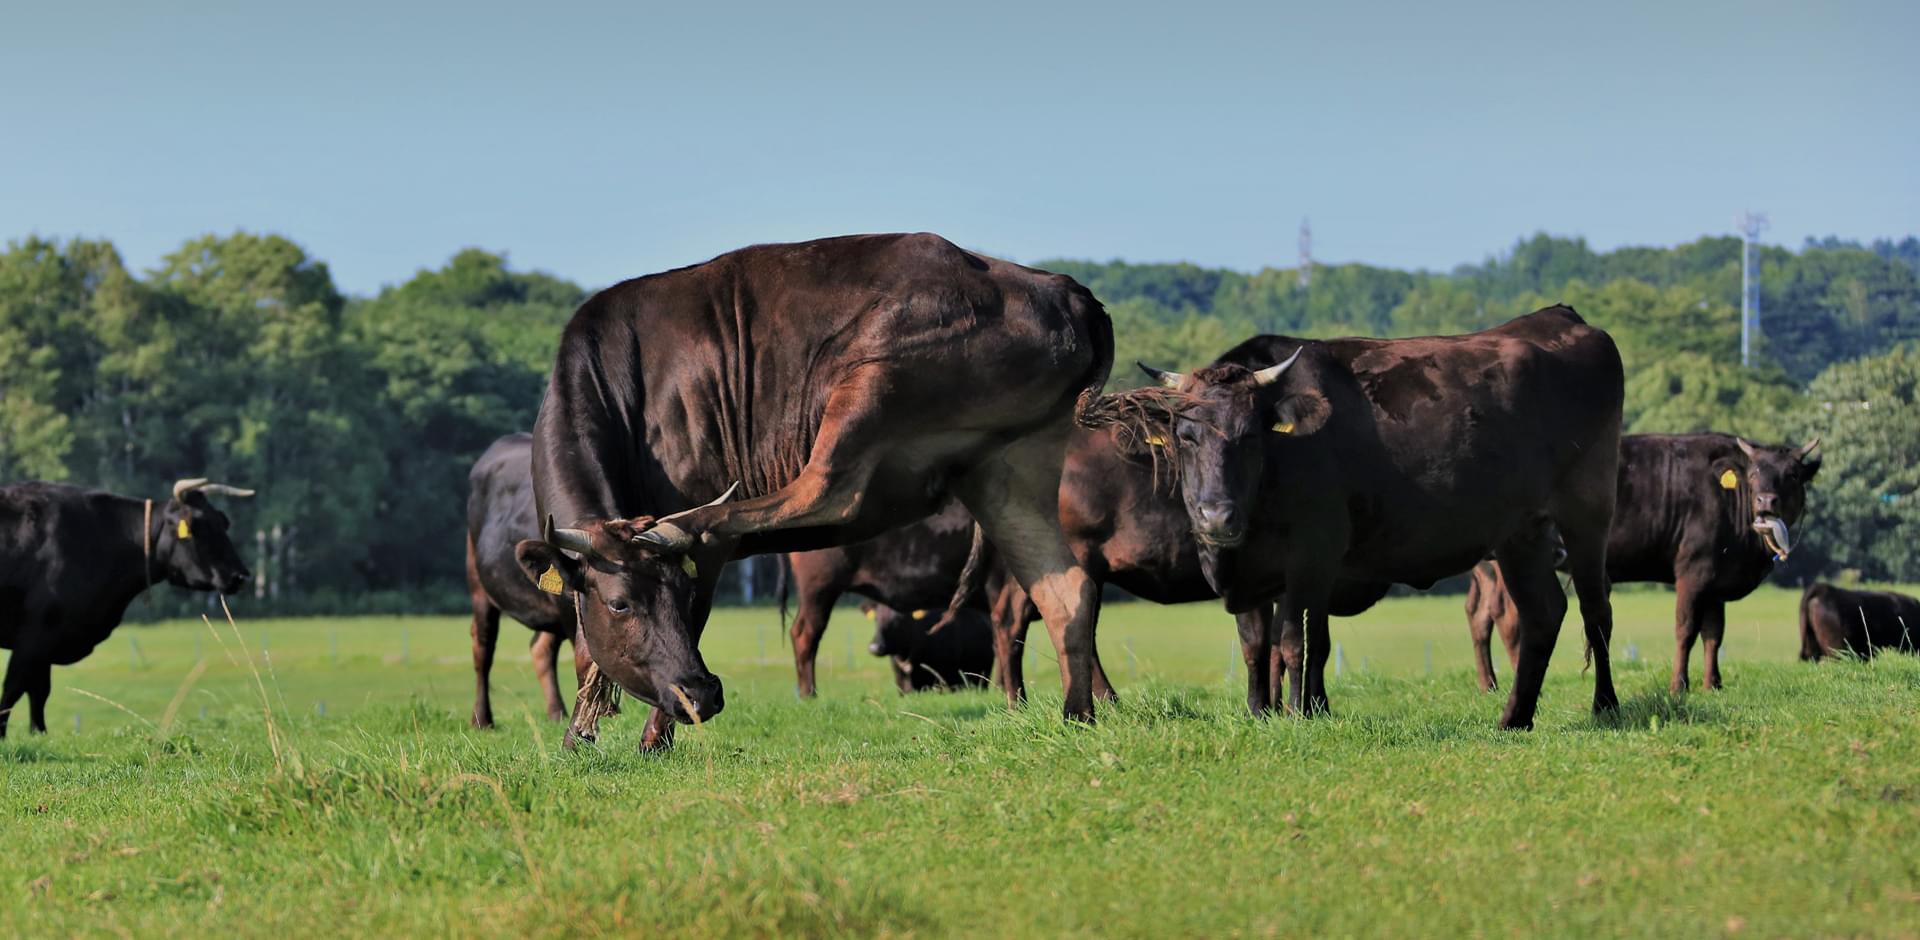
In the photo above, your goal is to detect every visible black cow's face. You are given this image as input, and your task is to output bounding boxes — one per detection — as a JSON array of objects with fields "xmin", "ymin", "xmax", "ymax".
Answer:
[
  {"xmin": 515, "ymin": 521, "xmax": 723, "ymax": 724},
  {"xmin": 159, "ymin": 493, "xmax": 251, "ymax": 595},
  {"xmin": 865, "ymin": 602, "xmax": 932, "ymax": 658},
  {"xmin": 1139, "ymin": 350, "xmax": 1327, "ymax": 551},
  {"xmin": 1728, "ymin": 438, "xmax": 1822, "ymax": 559}
]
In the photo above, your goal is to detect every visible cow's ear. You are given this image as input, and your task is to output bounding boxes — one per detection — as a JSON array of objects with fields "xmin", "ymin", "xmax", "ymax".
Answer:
[
  {"xmin": 1272, "ymin": 390, "xmax": 1331, "ymax": 437},
  {"xmin": 1799, "ymin": 451, "xmax": 1822, "ymax": 482},
  {"xmin": 515, "ymin": 539, "xmax": 584, "ymax": 595}
]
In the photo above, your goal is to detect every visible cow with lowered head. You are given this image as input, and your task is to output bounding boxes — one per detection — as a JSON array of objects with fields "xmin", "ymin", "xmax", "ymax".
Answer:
[
  {"xmin": 1799, "ymin": 583, "xmax": 1919, "ymax": 661},
  {"xmin": 515, "ymin": 233, "xmax": 1113, "ymax": 749},
  {"xmin": 1467, "ymin": 433, "xmax": 1821, "ymax": 693},
  {"xmin": 864, "ymin": 601, "xmax": 995, "ymax": 693},
  {"xmin": 1, "ymin": 478, "xmax": 253, "ymax": 736},
  {"xmin": 1134, "ymin": 306, "xmax": 1624, "ymax": 729}
]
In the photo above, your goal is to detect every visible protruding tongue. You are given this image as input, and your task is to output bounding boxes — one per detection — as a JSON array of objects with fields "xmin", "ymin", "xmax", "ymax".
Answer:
[{"xmin": 1754, "ymin": 516, "xmax": 1792, "ymax": 560}]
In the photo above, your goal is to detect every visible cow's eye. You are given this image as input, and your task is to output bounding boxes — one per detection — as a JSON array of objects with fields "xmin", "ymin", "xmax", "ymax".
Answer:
[{"xmin": 607, "ymin": 598, "xmax": 632, "ymax": 615}]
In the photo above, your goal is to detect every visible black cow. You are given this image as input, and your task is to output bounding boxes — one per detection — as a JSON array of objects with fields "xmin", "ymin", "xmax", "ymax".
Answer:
[
  {"xmin": 961, "ymin": 422, "xmax": 1391, "ymax": 712},
  {"xmin": 777, "ymin": 498, "xmax": 979, "ymax": 698},
  {"xmin": 515, "ymin": 233, "xmax": 1113, "ymax": 748},
  {"xmin": 1468, "ymin": 433, "xmax": 1822, "ymax": 693},
  {"xmin": 864, "ymin": 601, "xmax": 994, "ymax": 693},
  {"xmin": 465, "ymin": 433, "xmax": 589, "ymax": 728},
  {"xmin": 1, "ymin": 478, "xmax": 253, "ymax": 737},
  {"xmin": 1799, "ymin": 583, "xmax": 1920, "ymax": 661},
  {"xmin": 1135, "ymin": 306, "xmax": 1624, "ymax": 728}
]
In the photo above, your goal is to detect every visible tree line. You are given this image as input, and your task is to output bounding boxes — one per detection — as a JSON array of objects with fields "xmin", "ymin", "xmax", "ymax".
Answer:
[{"xmin": 1, "ymin": 230, "xmax": 1915, "ymax": 617}]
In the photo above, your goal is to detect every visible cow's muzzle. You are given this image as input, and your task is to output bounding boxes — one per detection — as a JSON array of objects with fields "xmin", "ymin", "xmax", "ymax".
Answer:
[{"xmin": 661, "ymin": 673, "xmax": 725, "ymax": 725}]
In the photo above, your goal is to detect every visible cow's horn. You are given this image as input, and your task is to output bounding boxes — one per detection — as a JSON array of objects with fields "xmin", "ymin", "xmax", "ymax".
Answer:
[
  {"xmin": 1797, "ymin": 436, "xmax": 1821, "ymax": 461},
  {"xmin": 198, "ymin": 483, "xmax": 256, "ymax": 499},
  {"xmin": 634, "ymin": 523, "xmax": 695, "ymax": 553},
  {"xmin": 172, "ymin": 478, "xmax": 209, "ymax": 501},
  {"xmin": 1251, "ymin": 347, "xmax": 1304, "ymax": 387},
  {"xmin": 1137, "ymin": 363, "xmax": 1184, "ymax": 389},
  {"xmin": 1736, "ymin": 438, "xmax": 1758, "ymax": 460},
  {"xmin": 543, "ymin": 514, "xmax": 600, "ymax": 561},
  {"xmin": 656, "ymin": 481, "xmax": 742, "ymax": 523}
]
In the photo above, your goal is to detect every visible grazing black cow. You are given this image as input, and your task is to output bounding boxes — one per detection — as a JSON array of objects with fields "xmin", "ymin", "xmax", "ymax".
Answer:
[
  {"xmin": 960, "ymin": 422, "xmax": 1391, "ymax": 712},
  {"xmin": 1, "ymin": 478, "xmax": 254, "ymax": 737},
  {"xmin": 864, "ymin": 601, "xmax": 995, "ymax": 693},
  {"xmin": 515, "ymin": 233, "xmax": 1113, "ymax": 748},
  {"xmin": 465, "ymin": 433, "xmax": 588, "ymax": 728},
  {"xmin": 1467, "ymin": 433, "xmax": 1822, "ymax": 693},
  {"xmin": 777, "ymin": 498, "xmax": 979, "ymax": 698},
  {"xmin": 1799, "ymin": 583, "xmax": 1920, "ymax": 661},
  {"xmin": 1134, "ymin": 306, "xmax": 1624, "ymax": 728}
]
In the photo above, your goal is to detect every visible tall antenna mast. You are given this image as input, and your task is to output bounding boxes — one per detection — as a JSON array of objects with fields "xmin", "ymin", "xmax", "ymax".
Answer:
[
  {"xmin": 1736, "ymin": 210, "xmax": 1769, "ymax": 367},
  {"xmin": 1298, "ymin": 217, "xmax": 1313, "ymax": 288}
]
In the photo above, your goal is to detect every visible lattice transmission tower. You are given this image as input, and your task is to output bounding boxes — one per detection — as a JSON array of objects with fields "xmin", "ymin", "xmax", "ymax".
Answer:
[{"xmin": 1737, "ymin": 210, "xmax": 1769, "ymax": 367}]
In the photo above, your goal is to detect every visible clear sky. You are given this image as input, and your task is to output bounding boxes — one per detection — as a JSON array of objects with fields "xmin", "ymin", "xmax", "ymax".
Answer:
[{"xmin": 3, "ymin": 0, "xmax": 1914, "ymax": 295}]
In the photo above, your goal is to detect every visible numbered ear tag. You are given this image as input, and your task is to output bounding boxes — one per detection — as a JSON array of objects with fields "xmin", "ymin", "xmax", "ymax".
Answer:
[
  {"xmin": 1144, "ymin": 434, "xmax": 1167, "ymax": 447},
  {"xmin": 680, "ymin": 556, "xmax": 698, "ymax": 578},
  {"xmin": 176, "ymin": 519, "xmax": 193, "ymax": 540},
  {"xmin": 537, "ymin": 565, "xmax": 564, "ymax": 595},
  {"xmin": 1271, "ymin": 421, "xmax": 1295, "ymax": 435},
  {"xmin": 1718, "ymin": 469, "xmax": 1738, "ymax": 491}
]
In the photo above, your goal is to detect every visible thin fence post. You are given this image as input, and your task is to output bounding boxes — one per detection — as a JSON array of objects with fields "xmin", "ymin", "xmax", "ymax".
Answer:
[
  {"xmin": 1627, "ymin": 642, "xmax": 1639, "ymax": 662},
  {"xmin": 73, "ymin": 712, "xmax": 82, "ymax": 734},
  {"xmin": 1334, "ymin": 642, "xmax": 1345, "ymax": 678},
  {"xmin": 1424, "ymin": 642, "xmax": 1433, "ymax": 676},
  {"xmin": 128, "ymin": 636, "xmax": 142, "ymax": 670}
]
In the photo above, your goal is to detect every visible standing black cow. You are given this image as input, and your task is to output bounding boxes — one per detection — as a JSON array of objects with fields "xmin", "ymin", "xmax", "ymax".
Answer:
[
  {"xmin": 864, "ymin": 601, "xmax": 995, "ymax": 693},
  {"xmin": 958, "ymin": 422, "xmax": 1391, "ymax": 712},
  {"xmin": 1135, "ymin": 306, "xmax": 1624, "ymax": 729},
  {"xmin": 1799, "ymin": 583, "xmax": 1919, "ymax": 661},
  {"xmin": 1, "ymin": 478, "xmax": 254, "ymax": 737},
  {"xmin": 777, "ymin": 498, "xmax": 980, "ymax": 698},
  {"xmin": 515, "ymin": 233, "xmax": 1113, "ymax": 748},
  {"xmin": 465, "ymin": 433, "xmax": 588, "ymax": 728},
  {"xmin": 1467, "ymin": 433, "xmax": 1822, "ymax": 693}
]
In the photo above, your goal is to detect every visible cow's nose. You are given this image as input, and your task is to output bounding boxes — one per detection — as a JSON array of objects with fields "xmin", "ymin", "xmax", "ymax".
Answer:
[
  {"xmin": 868, "ymin": 642, "xmax": 886, "ymax": 657},
  {"xmin": 1198, "ymin": 505, "xmax": 1232, "ymax": 529},
  {"xmin": 1756, "ymin": 494, "xmax": 1779, "ymax": 514}
]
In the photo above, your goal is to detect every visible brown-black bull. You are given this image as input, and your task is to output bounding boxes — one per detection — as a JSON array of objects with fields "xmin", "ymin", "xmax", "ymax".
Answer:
[
  {"xmin": 1799, "ymin": 583, "xmax": 1919, "ymax": 661},
  {"xmin": 1468, "ymin": 433, "xmax": 1821, "ymax": 693},
  {"xmin": 1135, "ymin": 306, "xmax": 1624, "ymax": 729},
  {"xmin": 516, "ymin": 233, "xmax": 1113, "ymax": 748},
  {"xmin": 951, "ymin": 422, "xmax": 1391, "ymax": 713},
  {"xmin": 1, "ymin": 478, "xmax": 253, "ymax": 736},
  {"xmin": 465, "ymin": 433, "xmax": 589, "ymax": 728}
]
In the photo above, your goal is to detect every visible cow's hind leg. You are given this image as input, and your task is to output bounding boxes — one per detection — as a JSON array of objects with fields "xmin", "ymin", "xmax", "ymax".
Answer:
[
  {"xmin": 789, "ymin": 582, "xmax": 840, "ymax": 699},
  {"xmin": 1494, "ymin": 519, "xmax": 1569, "ymax": 730},
  {"xmin": 990, "ymin": 584, "xmax": 1032, "ymax": 707},
  {"xmin": 469, "ymin": 597, "xmax": 501, "ymax": 729},
  {"xmin": 531, "ymin": 630, "xmax": 568, "ymax": 722},
  {"xmin": 1237, "ymin": 604, "xmax": 1274, "ymax": 716},
  {"xmin": 1669, "ymin": 579, "xmax": 1708, "ymax": 693},
  {"xmin": 1559, "ymin": 524, "xmax": 1619, "ymax": 714},
  {"xmin": 24, "ymin": 659, "xmax": 50, "ymax": 734},
  {"xmin": 955, "ymin": 428, "xmax": 1103, "ymax": 723},
  {"xmin": 0, "ymin": 652, "xmax": 29, "ymax": 739},
  {"xmin": 1467, "ymin": 573, "xmax": 1499, "ymax": 693}
]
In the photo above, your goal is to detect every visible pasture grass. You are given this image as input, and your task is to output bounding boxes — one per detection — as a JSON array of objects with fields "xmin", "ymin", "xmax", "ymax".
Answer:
[{"xmin": 5, "ymin": 588, "xmax": 1919, "ymax": 937}]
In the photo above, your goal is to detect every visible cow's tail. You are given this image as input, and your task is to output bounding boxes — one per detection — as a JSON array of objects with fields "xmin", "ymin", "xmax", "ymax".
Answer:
[
  {"xmin": 1072, "ymin": 291, "xmax": 1116, "ymax": 430},
  {"xmin": 1798, "ymin": 582, "xmax": 1824, "ymax": 661},
  {"xmin": 775, "ymin": 554, "xmax": 791, "ymax": 645},
  {"xmin": 932, "ymin": 523, "xmax": 992, "ymax": 634}
]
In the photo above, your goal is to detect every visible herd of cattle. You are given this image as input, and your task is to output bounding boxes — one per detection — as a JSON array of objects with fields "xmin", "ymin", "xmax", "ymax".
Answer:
[{"xmin": 3, "ymin": 233, "xmax": 1915, "ymax": 741}]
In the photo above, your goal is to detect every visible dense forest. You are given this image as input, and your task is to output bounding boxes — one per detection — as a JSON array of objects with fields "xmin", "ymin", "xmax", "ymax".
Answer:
[{"xmin": 2, "ymin": 231, "xmax": 1916, "ymax": 616}]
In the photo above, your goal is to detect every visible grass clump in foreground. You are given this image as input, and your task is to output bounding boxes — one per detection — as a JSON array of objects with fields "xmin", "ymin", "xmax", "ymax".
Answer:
[{"xmin": 4, "ymin": 591, "xmax": 1920, "ymax": 937}]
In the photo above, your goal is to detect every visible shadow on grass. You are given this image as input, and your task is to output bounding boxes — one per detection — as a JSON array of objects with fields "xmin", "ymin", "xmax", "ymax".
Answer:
[{"xmin": 1578, "ymin": 685, "xmax": 1724, "ymax": 733}]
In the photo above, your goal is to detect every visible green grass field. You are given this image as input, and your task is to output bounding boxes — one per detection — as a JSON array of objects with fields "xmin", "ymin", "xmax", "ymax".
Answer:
[{"xmin": 6, "ymin": 587, "xmax": 1919, "ymax": 937}]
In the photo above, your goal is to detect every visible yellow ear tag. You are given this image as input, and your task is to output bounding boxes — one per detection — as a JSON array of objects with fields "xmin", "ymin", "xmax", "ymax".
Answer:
[
  {"xmin": 864, "ymin": 608, "xmax": 877, "ymax": 620},
  {"xmin": 176, "ymin": 519, "xmax": 193, "ymax": 540},
  {"xmin": 912, "ymin": 609, "xmax": 928, "ymax": 620},
  {"xmin": 537, "ymin": 565, "xmax": 564, "ymax": 595},
  {"xmin": 1145, "ymin": 434, "xmax": 1167, "ymax": 447},
  {"xmin": 1271, "ymin": 421, "xmax": 1295, "ymax": 435},
  {"xmin": 680, "ymin": 556, "xmax": 698, "ymax": 578},
  {"xmin": 1718, "ymin": 469, "xmax": 1738, "ymax": 491}
]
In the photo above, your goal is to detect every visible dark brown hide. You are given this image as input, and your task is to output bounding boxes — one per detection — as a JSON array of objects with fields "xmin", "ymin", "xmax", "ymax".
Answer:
[{"xmin": 1799, "ymin": 583, "xmax": 1919, "ymax": 660}]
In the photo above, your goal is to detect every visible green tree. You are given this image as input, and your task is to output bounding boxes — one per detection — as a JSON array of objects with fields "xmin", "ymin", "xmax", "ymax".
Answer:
[{"xmin": 1785, "ymin": 346, "xmax": 1920, "ymax": 582}]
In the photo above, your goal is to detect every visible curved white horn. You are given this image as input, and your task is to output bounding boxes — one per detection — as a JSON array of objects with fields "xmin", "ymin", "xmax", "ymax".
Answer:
[
  {"xmin": 1797, "ymin": 436, "xmax": 1821, "ymax": 461},
  {"xmin": 1736, "ymin": 438, "xmax": 1758, "ymax": 461},
  {"xmin": 656, "ymin": 481, "xmax": 742, "ymax": 523},
  {"xmin": 1137, "ymin": 362, "xmax": 1184, "ymax": 389},
  {"xmin": 172, "ymin": 478, "xmax": 209, "ymax": 501},
  {"xmin": 543, "ymin": 514, "xmax": 600, "ymax": 560},
  {"xmin": 1251, "ymin": 347, "xmax": 1305, "ymax": 387},
  {"xmin": 198, "ymin": 483, "xmax": 256, "ymax": 499}
]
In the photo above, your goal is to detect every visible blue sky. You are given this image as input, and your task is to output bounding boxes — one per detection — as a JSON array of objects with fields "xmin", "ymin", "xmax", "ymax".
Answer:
[{"xmin": 3, "ymin": 0, "xmax": 1914, "ymax": 295}]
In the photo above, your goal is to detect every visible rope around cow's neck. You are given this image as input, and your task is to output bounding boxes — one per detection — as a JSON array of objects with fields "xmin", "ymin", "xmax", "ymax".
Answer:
[{"xmin": 142, "ymin": 498, "xmax": 153, "ymax": 602}]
